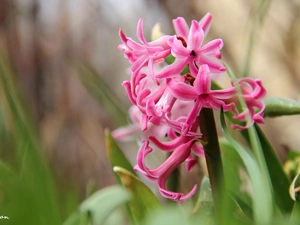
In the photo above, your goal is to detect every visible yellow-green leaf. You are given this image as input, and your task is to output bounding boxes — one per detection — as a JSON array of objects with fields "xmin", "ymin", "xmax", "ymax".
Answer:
[
  {"xmin": 113, "ymin": 166, "xmax": 161, "ymax": 224},
  {"xmin": 105, "ymin": 129, "xmax": 136, "ymax": 178}
]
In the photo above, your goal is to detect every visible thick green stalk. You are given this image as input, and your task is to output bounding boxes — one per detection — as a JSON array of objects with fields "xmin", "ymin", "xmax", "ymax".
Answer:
[{"xmin": 199, "ymin": 108, "xmax": 223, "ymax": 218}]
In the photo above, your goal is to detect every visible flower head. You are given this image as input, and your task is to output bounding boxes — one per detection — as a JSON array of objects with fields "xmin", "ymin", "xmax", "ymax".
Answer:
[{"xmin": 115, "ymin": 13, "xmax": 267, "ymax": 202}]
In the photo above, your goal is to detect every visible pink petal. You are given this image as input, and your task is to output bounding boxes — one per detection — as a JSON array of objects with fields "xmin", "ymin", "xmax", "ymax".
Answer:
[
  {"xmin": 188, "ymin": 20, "xmax": 204, "ymax": 50},
  {"xmin": 158, "ymin": 181, "xmax": 197, "ymax": 202},
  {"xmin": 150, "ymin": 35, "xmax": 172, "ymax": 49},
  {"xmin": 137, "ymin": 18, "xmax": 147, "ymax": 45},
  {"xmin": 170, "ymin": 37, "xmax": 191, "ymax": 57},
  {"xmin": 199, "ymin": 56, "xmax": 226, "ymax": 73},
  {"xmin": 136, "ymin": 88, "xmax": 151, "ymax": 107},
  {"xmin": 167, "ymin": 78, "xmax": 198, "ymax": 100},
  {"xmin": 136, "ymin": 140, "xmax": 156, "ymax": 177},
  {"xmin": 186, "ymin": 156, "xmax": 197, "ymax": 172},
  {"xmin": 119, "ymin": 28, "xmax": 128, "ymax": 44},
  {"xmin": 155, "ymin": 140, "xmax": 197, "ymax": 201},
  {"xmin": 148, "ymin": 58, "xmax": 160, "ymax": 85},
  {"xmin": 198, "ymin": 13, "xmax": 212, "ymax": 36},
  {"xmin": 194, "ymin": 64, "xmax": 211, "ymax": 95},
  {"xmin": 164, "ymin": 114, "xmax": 202, "ymax": 137},
  {"xmin": 210, "ymin": 87, "xmax": 237, "ymax": 99},
  {"xmin": 156, "ymin": 58, "xmax": 188, "ymax": 79},
  {"xmin": 112, "ymin": 124, "xmax": 140, "ymax": 141},
  {"xmin": 185, "ymin": 98, "xmax": 203, "ymax": 131},
  {"xmin": 173, "ymin": 17, "xmax": 189, "ymax": 40},
  {"xmin": 200, "ymin": 39, "xmax": 224, "ymax": 54},
  {"xmin": 192, "ymin": 143, "xmax": 204, "ymax": 157},
  {"xmin": 148, "ymin": 135, "xmax": 188, "ymax": 151},
  {"xmin": 122, "ymin": 81, "xmax": 136, "ymax": 104},
  {"xmin": 131, "ymin": 55, "xmax": 148, "ymax": 73},
  {"xmin": 141, "ymin": 114, "xmax": 148, "ymax": 131},
  {"xmin": 189, "ymin": 59, "xmax": 200, "ymax": 77}
]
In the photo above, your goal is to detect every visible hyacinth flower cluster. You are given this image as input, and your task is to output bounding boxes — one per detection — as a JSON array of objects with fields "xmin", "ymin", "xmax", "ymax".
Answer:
[{"xmin": 113, "ymin": 13, "xmax": 266, "ymax": 202}]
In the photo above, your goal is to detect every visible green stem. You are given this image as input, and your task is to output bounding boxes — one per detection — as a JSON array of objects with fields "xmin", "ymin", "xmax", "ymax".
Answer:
[{"xmin": 199, "ymin": 108, "xmax": 223, "ymax": 218}]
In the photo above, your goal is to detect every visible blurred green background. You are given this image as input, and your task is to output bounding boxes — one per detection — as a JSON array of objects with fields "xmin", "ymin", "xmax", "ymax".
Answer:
[{"xmin": 0, "ymin": 0, "xmax": 299, "ymax": 224}]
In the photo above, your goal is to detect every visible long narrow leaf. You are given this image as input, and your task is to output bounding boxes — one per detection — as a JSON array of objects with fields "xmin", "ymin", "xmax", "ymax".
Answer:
[
  {"xmin": 254, "ymin": 125, "xmax": 293, "ymax": 213},
  {"xmin": 105, "ymin": 129, "xmax": 136, "ymax": 177},
  {"xmin": 220, "ymin": 110, "xmax": 273, "ymax": 224},
  {"xmin": 0, "ymin": 50, "xmax": 61, "ymax": 224},
  {"xmin": 114, "ymin": 166, "xmax": 161, "ymax": 224}
]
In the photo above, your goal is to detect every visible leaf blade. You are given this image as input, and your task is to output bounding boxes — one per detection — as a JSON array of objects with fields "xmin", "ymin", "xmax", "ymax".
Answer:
[
  {"xmin": 80, "ymin": 185, "xmax": 131, "ymax": 224},
  {"xmin": 264, "ymin": 97, "xmax": 300, "ymax": 117},
  {"xmin": 114, "ymin": 166, "xmax": 161, "ymax": 224},
  {"xmin": 105, "ymin": 129, "xmax": 136, "ymax": 177},
  {"xmin": 220, "ymin": 110, "xmax": 273, "ymax": 224}
]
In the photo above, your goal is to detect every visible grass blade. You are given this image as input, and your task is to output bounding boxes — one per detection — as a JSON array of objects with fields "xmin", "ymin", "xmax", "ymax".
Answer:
[
  {"xmin": 105, "ymin": 129, "xmax": 136, "ymax": 178},
  {"xmin": 220, "ymin": 110, "xmax": 273, "ymax": 224}
]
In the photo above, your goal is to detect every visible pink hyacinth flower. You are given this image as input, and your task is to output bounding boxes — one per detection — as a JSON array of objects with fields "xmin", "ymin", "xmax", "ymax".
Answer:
[
  {"xmin": 231, "ymin": 78, "xmax": 266, "ymax": 130},
  {"xmin": 118, "ymin": 19, "xmax": 171, "ymax": 84},
  {"xmin": 112, "ymin": 105, "xmax": 170, "ymax": 141},
  {"xmin": 134, "ymin": 139, "xmax": 198, "ymax": 202},
  {"xmin": 166, "ymin": 64, "xmax": 236, "ymax": 135},
  {"xmin": 156, "ymin": 16, "xmax": 225, "ymax": 79},
  {"xmin": 173, "ymin": 13, "xmax": 212, "ymax": 40}
]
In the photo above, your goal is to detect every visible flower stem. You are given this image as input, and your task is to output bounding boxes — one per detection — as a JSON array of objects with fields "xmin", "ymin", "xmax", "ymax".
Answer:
[{"xmin": 199, "ymin": 108, "xmax": 223, "ymax": 217}]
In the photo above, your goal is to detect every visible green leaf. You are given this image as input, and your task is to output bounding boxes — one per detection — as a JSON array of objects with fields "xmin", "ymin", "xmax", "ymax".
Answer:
[
  {"xmin": 225, "ymin": 63, "xmax": 293, "ymax": 214},
  {"xmin": 62, "ymin": 213, "xmax": 81, "ymax": 225},
  {"xmin": 192, "ymin": 176, "xmax": 215, "ymax": 224},
  {"xmin": 220, "ymin": 110, "xmax": 273, "ymax": 224},
  {"xmin": 113, "ymin": 166, "xmax": 161, "ymax": 224},
  {"xmin": 105, "ymin": 129, "xmax": 136, "ymax": 179},
  {"xmin": 264, "ymin": 97, "xmax": 300, "ymax": 117},
  {"xmin": 63, "ymin": 186, "xmax": 130, "ymax": 225},
  {"xmin": 144, "ymin": 206, "xmax": 195, "ymax": 225},
  {"xmin": 105, "ymin": 131, "xmax": 137, "ymax": 224},
  {"xmin": 80, "ymin": 185, "xmax": 131, "ymax": 224},
  {"xmin": 0, "ymin": 160, "xmax": 18, "ymax": 190},
  {"xmin": 289, "ymin": 202, "xmax": 300, "ymax": 225},
  {"xmin": 0, "ymin": 50, "xmax": 61, "ymax": 225},
  {"xmin": 254, "ymin": 125, "xmax": 294, "ymax": 214},
  {"xmin": 220, "ymin": 139, "xmax": 253, "ymax": 217}
]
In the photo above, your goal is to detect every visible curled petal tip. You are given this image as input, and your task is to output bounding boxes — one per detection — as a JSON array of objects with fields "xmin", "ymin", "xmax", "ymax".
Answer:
[
  {"xmin": 159, "ymin": 184, "xmax": 198, "ymax": 202},
  {"xmin": 119, "ymin": 28, "xmax": 128, "ymax": 43}
]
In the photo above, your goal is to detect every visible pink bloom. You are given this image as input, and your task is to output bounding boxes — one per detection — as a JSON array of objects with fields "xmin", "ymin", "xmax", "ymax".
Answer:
[
  {"xmin": 118, "ymin": 19, "xmax": 171, "ymax": 84},
  {"xmin": 156, "ymin": 16, "xmax": 225, "ymax": 79},
  {"xmin": 112, "ymin": 105, "xmax": 169, "ymax": 141},
  {"xmin": 134, "ymin": 139, "xmax": 198, "ymax": 202},
  {"xmin": 173, "ymin": 13, "xmax": 212, "ymax": 40},
  {"xmin": 166, "ymin": 65, "xmax": 236, "ymax": 134},
  {"xmin": 231, "ymin": 78, "xmax": 266, "ymax": 130},
  {"xmin": 115, "ymin": 14, "xmax": 267, "ymax": 202}
]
